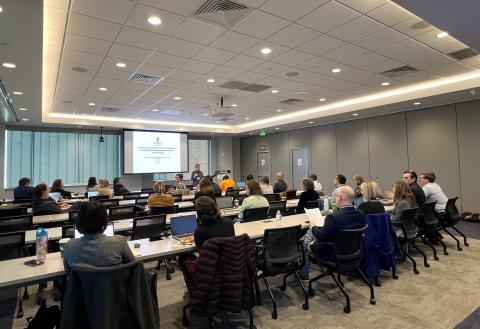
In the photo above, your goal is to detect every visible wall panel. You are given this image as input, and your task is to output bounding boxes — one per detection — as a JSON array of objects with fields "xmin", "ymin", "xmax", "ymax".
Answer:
[
  {"xmin": 269, "ymin": 132, "xmax": 291, "ymax": 188},
  {"xmin": 310, "ymin": 125, "xmax": 338, "ymax": 194}
]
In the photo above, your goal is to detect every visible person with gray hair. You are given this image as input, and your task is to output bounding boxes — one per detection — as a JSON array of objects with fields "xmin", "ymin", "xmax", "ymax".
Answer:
[
  {"xmin": 298, "ymin": 186, "xmax": 366, "ymax": 281},
  {"xmin": 296, "ymin": 178, "xmax": 319, "ymax": 214},
  {"xmin": 97, "ymin": 179, "xmax": 113, "ymax": 198},
  {"xmin": 273, "ymin": 171, "xmax": 288, "ymax": 193}
]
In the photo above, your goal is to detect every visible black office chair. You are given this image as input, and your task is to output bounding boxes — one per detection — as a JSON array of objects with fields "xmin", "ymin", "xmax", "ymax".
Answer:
[
  {"xmin": 141, "ymin": 188, "xmax": 154, "ymax": 194},
  {"xmin": 67, "ymin": 210, "xmax": 79, "ymax": 225},
  {"xmin": 0, "ymin": 231, "xmax": 27, "ymax": 318},
  {"xmin": 131, "ymin": 215, "xmax": 167, "ymax": 241},
  {"xmin": 393, "ymin": 208, "xmax": 425, "ymax": 274},
  {"xmin": 171, "ymin": 194, "xmax": 183, "ymax": 202},
  {"xmin": 62, "ymin": 225, "xmax": 76, "ymax": 239},
  {"xmin": 226, "ymin": 189, "xmax": 240, "ymax": 197},
  {"xmin": 186, "ymin": 184, "xmax": 193, "ymax": 190},
  {"xmin": 123, "ymin": 192, "xmax": 142, "ymax": 200},
  {"xmin": 438, "ymin": 197, "xmax": 469, "ymax": 250},
  {"xmin": 135, "ymin": 197, "xmax": 149, "ymax": 206},
  {"xmin": 264, "ymin": 193, "xmax": 281, "ymax": 202},
  {"xmin": 89, "ymin": 195, "xmax": 109, "ymax": 201},
  {"xmin": 98, "ymin": 199, "xmax": 120, "ymax": 209},
  {"xmin": 0, "ymin": 214, "xmax": 33, "ymax": 233},
  {"xmin": 286, "ymin": 190, "xmax": 297, "ymax": 200},
  {"xmin": 108, "ymin": 205, "xmax": 136, "ymax": 221},
  {"xmin": 0, "ymin": 206, "xmax": 27, "ymax": 218},
  {"xmin": 308, "ymin": 225, "xmax": 375, "ymax": 313},
  {"xmin": 267, "ymin": 201, "xmax": 286, "ymax": 218},
  {"xmin": 416, "ymin": 201, "xmax": 448, "ymax": 256},
  {"xmin": 242, "ymin": 207, "xmax": 269, "ymax": 223},
  {"xmin": 12, "ymin": 199, "xmax": 34, "ymax": 207},
  {"xmin": 149, "ymin": 205, "xmax": 179, "ymax": 215},
  {"xmin": 306, "ymin": 200, "xmax": 320, "ymax": 209},
  {"xmin": 256, "ymin": 225, "xmax": 308, "ymax": 319}
]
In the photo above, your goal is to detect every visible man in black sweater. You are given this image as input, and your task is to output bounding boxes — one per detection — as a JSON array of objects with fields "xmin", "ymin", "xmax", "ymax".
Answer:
[{"xmin": 402, "ymin": 170, "xmax": 426, "ymax": 205}]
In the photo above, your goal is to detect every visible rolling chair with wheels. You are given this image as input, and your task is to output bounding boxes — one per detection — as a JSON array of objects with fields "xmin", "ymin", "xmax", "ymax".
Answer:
[
  {"xmin": 437, "ymin": 197, "xmax": 469, "ymax": 250},
  {"xmin": 416, "ymin": 202, "xmax": 448, "ymax": 256}
]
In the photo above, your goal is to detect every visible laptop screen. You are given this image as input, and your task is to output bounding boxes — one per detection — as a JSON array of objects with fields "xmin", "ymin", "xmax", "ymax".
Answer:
[
  {"xmin": 75, "ymin": 224, "xmax": 114, "ymax": 238},
  {"xmin": 170, "ymin": 215, "xmax": 197, "ymax": 236},
  {"xmin": 87, "ymin": 191, "xmax": 99, "ymax": 198},
  {"xmin": 49, "ymin": 192, "xmax": 61, "ymax": 202},
  {"xmin": 237, "ymin": 181, "xmax": 246, "ymax": 189},
  {"xmin": 353, "ymin": 197, "xmax": 363, "ymax": 208},
  {"xmin": 215, "ymin": 196, "xmax": 233, "ymax": 209}
]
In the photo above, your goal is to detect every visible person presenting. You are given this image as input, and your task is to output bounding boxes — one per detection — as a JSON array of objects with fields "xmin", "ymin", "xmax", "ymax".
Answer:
[{"xmin": 191, "ymin": 164, "xmax": 203, "ymax": 188}]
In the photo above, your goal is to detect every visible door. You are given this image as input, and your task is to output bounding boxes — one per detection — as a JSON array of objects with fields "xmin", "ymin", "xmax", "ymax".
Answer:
[
  {"xmin": 292, "ymin": 148, "xmax": 308, "ymax": 190},
  {"xmin": 257, "ymin": 152, "xmax": 270, "ymax": 180}
]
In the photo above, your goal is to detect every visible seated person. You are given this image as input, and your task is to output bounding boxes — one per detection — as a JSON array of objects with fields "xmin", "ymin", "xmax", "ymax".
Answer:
[
  {"xmin": 353, "ymin": 174, "xmax": 366, "ymax": 198},
  {"xmin": 13, "ymin": 177, "xmax": 35, "ymax": 200},
  {"xmin": 97, "ymin": 179, "xmax": 113, "ymax": 198},
  {"xmin": 33, "ymin": 183, "xmax": 71, "ymax": 215},
  {"xmin": 238, "ymin": 180, "xmax": 269, "ymax": 220},
  {"xmin": 296, "ymin": 178, "xmax": 320, "ymax": 214},
  {"xmin": 219, "ymin": 175, "xmax": 235, "ymax": 193},
  {"xmin": 113, "ymin": 177, "xmax": 130, "ymax": 195},
  {"xmin": 273, "ymin": 171, "xmax": 288, "ymax": 193},
  {"xmin": 419, "ymin": 171, "xmax": 448, "ymax": 211},
  {"xmin": 86, "ymin": 177, "xmax": 99, "ymax": 192},
  {"xmin": 246, "ymin": 174, "xmax": 254, "ymax": 181},
  {"xmin": 51, "ymin": 178, "xmax": 72, "ymax": 199},
  {"xmin": 299, "ymin": 186, "xmax": 366, "ymax": 281},
  {"xmin": 357, "ymin": 181, "xmax": 385, "ymax": 215},
  {"xmin": 391, "ymin": 181, "xmax": 418, "ymax": 223},
  {"xmin": 194, "ymin": 177, "xmax": 215, "ymax": 203},
  {"xmin": 386, "ymin": 171, "xmax": 426, "ymax": 206},
  {"xmin": 259, "ymin": 176, "xmax": 274, "ymax": 195},
  {"xmin": 148, "ymin": 182, "xmax": 174, "ymax": 208},
  {"xmin": 63, "ymin": 201, "xmax": 135, "ymax": 275},
  {"xmin": 175, "ymin": 173, "xmax": 187, "ymax": 190},
  {"xmin": 331, "ymin": 174, "xmax": 346, "ymax": 197},
  {"xmin": 309, "ymin": 174, "xmax": 323, "ymax": 193},
  {"xmin": 206, "ymin": 176, "xmax": 221, "ymax": 196}
]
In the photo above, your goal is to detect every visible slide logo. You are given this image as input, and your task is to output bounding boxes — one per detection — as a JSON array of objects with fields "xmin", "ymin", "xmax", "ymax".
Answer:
[{"xmin": 154, "ymin": 137, "xmax": 162, "ymax": 146}]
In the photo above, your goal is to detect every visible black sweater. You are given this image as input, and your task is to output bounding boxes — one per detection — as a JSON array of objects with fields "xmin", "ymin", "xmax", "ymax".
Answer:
[
  {"xmin": 194, "ymin": 218, "xmax": 235, "ymax": 248},
  {"xmin": 296, "ymin": 189, "xmax": 320, "ymax": 214}
]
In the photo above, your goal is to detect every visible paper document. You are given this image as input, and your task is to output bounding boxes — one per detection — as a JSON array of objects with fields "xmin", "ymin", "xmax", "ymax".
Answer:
[{"xmin": 305, "ymin": 208, "xmax": 324, "ymax": 227}]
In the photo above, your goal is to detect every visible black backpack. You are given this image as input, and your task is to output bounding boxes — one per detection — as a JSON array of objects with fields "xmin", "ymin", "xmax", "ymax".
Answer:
[{"xmin": 26, "ymin": 300, "xmax": 60, "ymax": 329}]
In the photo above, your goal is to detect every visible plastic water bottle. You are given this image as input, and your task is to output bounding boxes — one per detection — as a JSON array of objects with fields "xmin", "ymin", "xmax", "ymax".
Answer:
[
  {"xmin": 323, "ymin": 197, "xmax": 330, "ymax": 211},
  {"xmin": 275, "ymin": 210, "xmax": 282, "ymax": 227},
  {"xmin": 36, "ymin": 228, "xmax": 48, "ymax": 261}
]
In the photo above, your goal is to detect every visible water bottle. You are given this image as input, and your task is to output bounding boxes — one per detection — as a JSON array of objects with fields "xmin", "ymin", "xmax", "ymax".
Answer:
[
  {"xmin": 275, "ymin": 210, "xmax": 282, "ymax": 227},
  {"xmin": 323, "ymin": 197, "xmax": 330, "ymax": 211},
  {"xmin": 36, "ymin": 228, "xmax": 48, "ymax": 261}
]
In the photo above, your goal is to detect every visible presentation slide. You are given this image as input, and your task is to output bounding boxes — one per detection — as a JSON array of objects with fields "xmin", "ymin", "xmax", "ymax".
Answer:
[{"xmin": 123, "ymin": 130, "xmax": 188, "ymax": 174}]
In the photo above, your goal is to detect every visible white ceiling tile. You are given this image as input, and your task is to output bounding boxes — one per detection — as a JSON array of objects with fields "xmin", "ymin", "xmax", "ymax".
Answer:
[
  {"xmin": 323, "ymin": 44, "xmax": 369, "ymax": 62},
  {"xmin": 267, "ymin": 24, "xmax": 320, "ymax": 48},
  {"xmin": 64, "ymin": 33, "xmax": 112, "ymax": 56},
  {"xmin": 116, "ymin": 27, "xmax": 166, "ymax": 51},
  {"xmin": 376, "ymin": 38, "xmax": 425, "ymax": 59},
  {"xmin": 71, "ymin": 0, "xmax": 134, "ymax": 24},
  {"xmin": 44, "ymin": 6, "xmax": 67, "ymax": 31},
  {"xmin": 431, "ymin": 39, "xmax": 468, "ymax": 54},
  {"xmin": 172, "ymin": 18, "xmax": 226, "ymax": 45},
  {"xmin": 335, "ymin": 0, "xmax": 386, "ymax": 14},
  {"xmin": 242, "ymin": 41, "xmax": 289, "ymax": 59},
  {"xmin": 395, "ymin": 71, "xmax": 437, "ymax": 83},
  {"xmin": 353, "ymin": 28, "xmax": 406, "ymax": 51},
  {"xmin": 424, "ymin": 62, "xmax": 472, "ymax": 77},
  {"xmin": 342, "ymin": 69, "xmax": 387, "ymax": 86},
  {"xmin": 362, "ymin": 59, "xmax": 403, "ymax": 73},
  {"xmin": 58, "ymin": 71, "xmax": 94, "ymax": 84},
  {"xmin": 270, "ymin": 49, "xmax": 314, "ymax": 66},
  {"xmin": 126, "ymin": 5, "xmax": 184, "ymax": 35},
  {"xmin": 235, "ymin": 71, "xmax": 269, "ymax": 83},
  {"xmin": 167, "ymin": 70, "xmax": 203, "ymax": 82},
  {"xmin": 297, "ymin": 56, "xmax": 341, "ymax": 72},
  {"xmin": 138, "ymin": 0, "xmax": 204, "ymax": 16},
  {"xmin": 260, "ymin": 0, "xmax": 329, "ymax": 21},
  {"xmin": 157, "ymin": 38, "xmax": 204, "ymax": 57},
  {"xmin": 346, "ymin": 52, "xmax": 391, "ymax": 69},
  {"xmin": 297, "ymin": 34, "xmax": 346, "ymax": 55},
  {"xmin": 68, "ymin": 13, "xmax": 122, "ymax": 41},
  {"xmin": 367, "ymin": 2, "xmax": 412, "ymax": 26},
  {"xmin": 45, "ymin": 0, "xmax": 69, "ymax": 10},
  {"xmin": 237, "ymin": 0, "xmax": 269, "ymax": 8},
  {"xmin": 193, "ymin": 47, "xmax": 237, "ymax": 64},
  {"xmin": 208, "ymin": 66, "xmax": 244, "ymax": 79},
  {"xmin": 97, "ymin": 68, "xmax": 133, "ymax": 81},
  {"xmin": 231, "ymin": 10, "xmax": 289, "ymax": 39},
  {"xmin": 103, "ymin": 57, "xmax": 142, "ymax": 71},
  {"xmin": 224, "ymin": 55, "xmax": 265, "ymax": 70},
  {"xmin": 393, "ymin": 17, "xmax": 435, "ymax": 37},
  {"xmin": 297, "ymin": 1, "xmax": 360, "ymax": 33},
  {"xmin": 209, "ymin": 31, "xmax": 259, "ymax": 53},
  {"xmin": 109, "ymin": 44, "xmax": 152, "ymax": 62},
  {"xmin": 147, "ymin": 52, "xmax": 189, "ymax": 68},
  {"xmin": 62, "ymin": 49, "xmax": 104, "ymax": 66},
  {"xmin": 137, "ymin": 63, "xmax": 174, "ymax": 77},
  {"xmin": 182, "ymin": 60, "xmax": 218, "ymax": 74},
  {"xmin": 327, "ymin": 16, "xmax": 385, "ymax": 42},
  {"xmin": 250, "ymin": 61, "xmax": 289, "ymax": 75}
]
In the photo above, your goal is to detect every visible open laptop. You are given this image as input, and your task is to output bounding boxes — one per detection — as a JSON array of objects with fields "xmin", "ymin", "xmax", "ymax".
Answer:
[
  {"xmin": 215, "ymin": 196, "xmax": 234, "ymax": 210},
  {"xmin": 170, "ymin": 214, "xmax": 197, "ymax": 240},
  {"xmin": 75, "ymin": 223, "xmax": 114, "ymax": 238},
  {"xmin": 237, "ymin": 181, "xmax": 246, "ymax": 189},
  {"xmin": 87, "ymin": 191, "xmax": 98, "ymax": 198},
  {"xmin": 49, "ymin": 192, "xmax": 61, "ymax": 202},
  {"xmin": 353, "ymin": 197, "xmax": 363, "ymax": 209}
]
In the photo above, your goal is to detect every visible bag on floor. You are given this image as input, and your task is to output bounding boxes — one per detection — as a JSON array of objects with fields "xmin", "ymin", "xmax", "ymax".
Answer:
[{"xmin": 26, "ymin": 299, "xmax": 60, "ymax": 329}]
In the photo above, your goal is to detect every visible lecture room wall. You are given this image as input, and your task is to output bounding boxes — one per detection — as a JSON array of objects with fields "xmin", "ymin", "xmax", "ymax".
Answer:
[{"xmin": 239, "ymin": 99, "xmax": 480, "ymax": 213}]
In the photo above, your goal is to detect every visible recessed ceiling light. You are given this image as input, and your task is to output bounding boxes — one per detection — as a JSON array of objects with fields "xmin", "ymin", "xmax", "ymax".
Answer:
[
  {"xmin": 22, "ymin": 118, "xmax": 28, "ymax": 121},
  {"xmin": 2, "ymin": 62, "xmax": 16, "ymax": 69},
  {"xmin": 207, "ymin": 78, "xmax": 215, "ymax": 83},
  {"xmin": 319, "ymin": 98, "xmax": 326, "ymax": 102},
  {"xmin": 308, "ymin": 121, "xmax": 314, "ymax": 124},
  {"xmin": 381, "ymin": 82, "xmax": 390, "ymax": 86},
  {"xmin": 276, "ymin": 109, "xmax": 282, "ymax": 112},
  {"xmin": 18, "ymin": 107, "xmax": 27, "ymax": 111},
  {"xmin": 352, "ymin": 113, "xmax": 359, "ymax": 116},
  {"xmin": 13, "ymin": 91, "xmax": 23, "ymax": 95},
  {"xmin": 88, "ymin": 102, "xmax": 95, "ymax": 106},
  {"xmin": 436, "ymin": 31, "xmax": 449, "ymax": 38},
  {"xmin": 116, "ymin": 62, "xmax": 126, "ymax": 68},
  {"xmin": 0, "ymin": 6, "xmax": 3, "ymax": 13},
  {"xmin": 245, "ymin": 117, "xmax": 250, "ymax": 120},
  {"xmin": 332, "ymin": 68, "xmax": 341, "ymax": 73},
  {"xmin": 231, "ymin": 104, "xmax": 237, "ymax": 107},
  {"xmin": 203, "ymin": 113, "xmax": 209, "ymax": 116},
  {"xmin": 261, "ymin": 47, "xmax": 272, "ymax": 55},
  {"xmin": 99, "ymin": 87, "xmax": 108, "ymax": 91},
  {"xmin": 151, "ymin": 109, "xmax": 159, "ymax": 112},
  {"xmin": 174, "ymin": 96, "xmax": 182, "ymax": 100},
  {"xmin": 414, "ymin": 102, "xmax": 421, "ymax": 105},
  {"xmin": 271, "ymin": 89, "xmax": 279, "ymax": 93},
  {"xmin": 275, "ymin": 127, "xmax": 279, "ymax": 130},
  {"xmin": 147, "ymin": 16, "xmax": 162, "ymax": 25}
]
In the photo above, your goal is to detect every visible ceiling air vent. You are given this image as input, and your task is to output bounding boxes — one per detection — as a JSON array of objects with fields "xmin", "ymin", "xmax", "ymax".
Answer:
[
  {"xmin": 279, "ymin": 99, "xmax": 303, "ymax": 105},
  {"xmin": 193, "ymin": 0, "xmax": 252, "ymax": 28},
  {"xmin": 100, "ymin": 107, "xmax": 122, "ymax": 113},
  {"xmin": 449, "ymin": 48, "xmax": 480, "ymax": 61},
  {"xmin": 380, "ymin": 65, "xmax": 417, "ymax": 78},
  {"xmin": 219, "ymin": 80, "xmax": 272, "ymax": 92},
  {"xmin": 240, "ymin": 83, "xmax": 271, "ymax": 92},
  {"xmin": 129, "ymin": 73, "xmax": 163, "ymax": 84}
]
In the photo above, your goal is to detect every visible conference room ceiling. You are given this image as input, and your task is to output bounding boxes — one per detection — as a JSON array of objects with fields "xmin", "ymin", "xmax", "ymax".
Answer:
[{"xmin": 2, "ymin": 0, "xmax": 480, "ymax": 133}]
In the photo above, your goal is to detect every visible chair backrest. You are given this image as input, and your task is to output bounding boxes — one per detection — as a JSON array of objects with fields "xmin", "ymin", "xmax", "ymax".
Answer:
[
  {"xmin": 263, "ymin": 225, "xmax": 303, "ymax": 268},
  {"xmin": 12, "ymin": 199, "xmax": 34, "ymax": 207},
  {"xmin": 132, "ymin": 215, "xmax": 166, "ymax": 240},
  {"xmin": 0, "ymin": 206, "xmax": 27, "ymax": 218},
  {"xmin": 89, "ymin": 195, "xmax": 109, "ymax": 201},
  {"xmin": 417, "ymin": 201, "xmax": 438, "ymax": 227},
  {"xmin": 172, "ymin": 194, "xmax": 183, "ymax": 202},
  {"xmin": 267, "ymin": 201, "xmax": 286, "ymax": 218},
  {"xmin": 135, "ymin": 197, "xmax": 149, "ymax": 206},
  {"xmin": 141, "ymin": 188, "xmax": 154, "ymax": 194},
  {"xmin": 68, "ymin": 210, "xmax": 79, "ymax": 224},
  {"xmin": 98, "ymin": 199, "xmax": 120, "ymax": 208},
  {"xmin": 186, "ymin": 184, "xmax": 194, "ymax": 190},
  {"xmin": 149, "ymin": 205, "xmax": 179, "ymax": 215},
  {"xmin": 62, "ymin": 225, "xmax": 76, "ymax": 238},
  {"xmin": 242, "ymin": 207, "xmax": 269, "ymax": 222},
  {"xmin": 445, "ymin": 197, "xmax": 461, "ymax": 224},
  {"xmin": 0, "ymin": 231, "xmax": 25, "ymax": 261},
  {"xmin": 0, "ymin": 214, "xmax": 33, "ymax": 233},
  {"xmin": 306, "ymin": 200, "xmax": 320, "ymax": 209},
  {"xmin": 108, "ymin": 205, "xmax": 136, "ymax": 221},
  {"xmin": 264, "ymin": 193, "xmax": 281, "ymax": 202},
  {"xmin": 226, "ymin": 189, "xmax": 240, "ymax": 196},
  {"xmin": 286, "ymin": 190, "xmax": 297, "ymax": 200},
  {"xmin": 332, "ymin": 225, "xmax": 367, "ymax": 269},
  {"xmin": 398, "ymin": 208, "xmax": 419, "ymax": 237},
  {"xmin": 123, "ymin": 192, "xmax": 142, "ymax": 200}
]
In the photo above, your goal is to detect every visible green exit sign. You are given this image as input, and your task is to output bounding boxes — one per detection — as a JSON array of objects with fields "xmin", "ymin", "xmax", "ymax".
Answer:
[{"xmin": 259, "ymin": 129, "xmax": 266, "ymax": 136}]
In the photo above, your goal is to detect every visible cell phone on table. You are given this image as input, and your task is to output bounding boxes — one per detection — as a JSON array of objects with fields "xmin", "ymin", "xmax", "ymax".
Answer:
[{"xmin": 24, "ymin": 260, "xmax": 44, "ymax": 267}]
